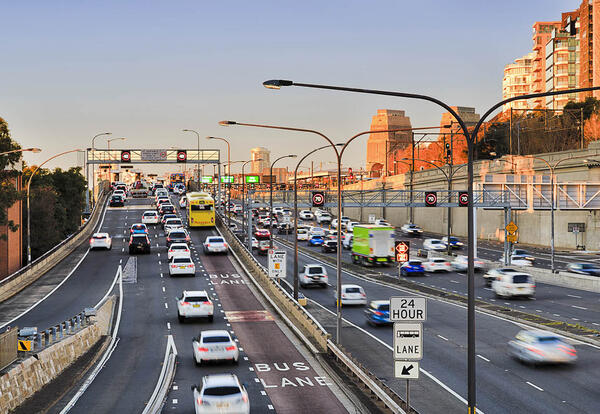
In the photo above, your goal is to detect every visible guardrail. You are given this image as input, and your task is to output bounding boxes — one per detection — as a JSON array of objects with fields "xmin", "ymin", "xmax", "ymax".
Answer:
[
  {"xmin": 142, "ymin": 335, "xmax": 178, "ymax": 414},
  {"xmin": 0, "ymin": 189, "xmax": 110, "ymax": 302},
  {"xmin": 216, "ymin": 215, "xmax": 409, "ymax": 413}
]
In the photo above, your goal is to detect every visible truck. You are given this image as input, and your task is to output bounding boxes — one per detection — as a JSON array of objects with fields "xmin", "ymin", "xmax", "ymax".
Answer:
[
  {"xmin": 130, "ymin": 180, "xmax": 150, "ymax": 198},
  {"xmin": 351, "ymin": 225, "xmax": 395, "ymax": 266}
]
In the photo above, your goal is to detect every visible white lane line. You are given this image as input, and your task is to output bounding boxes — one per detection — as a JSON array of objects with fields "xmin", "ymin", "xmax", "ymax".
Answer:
[
  {"xmin": 164, "ymin": 303, "xmax": 168, "ymax": 309},
  {"xmin": 158, "ymin": 260, "xmax": 161, "ymax": 265},
  {"xmin": 553, "ymin": 313, "xmax": 560, "ymax": 317},
  {"xmin": 162, "ymin": 286, "xmax": 165, "ymax": 292},
  {"xmin": 268, "ymin": 405, "xmax": 274, "ymax": 410},
  {"xmin": 260, "ymin": 391, "xmax": 266, "ymax": 396},
  {"xmin": 483, "ymin": 288, "xmax": 492, "ymax": 291},
  {"xmin": 477, "ymin": 354, "xmax": 490, "ymax": 362},
  {"xmin": 526, "ymin": 381, "xmax": 544, "ymax": 392},
  {"xmin": 571, "ymin": 305, "xmax": 588, "ymax": 310},
  {"xmin": 437, "ymin": 334, "xmax": 449, "ymax": 341},
  {"xmin": 248, "ymin": 367, "xmax": 254, "ymax": 371},
  {"xmin": 121, "ymin": 247, "xmax": 124, "ymax": 252},
  {"xmin": 160, "ymin": 273, "xmax": 163, "ymax": 278},
  {"xmin": 173, "ymin": 385, "xmax": 178, "ymax": 390},
  {"xmin": 172, "ymin": 399, "xmax": 178, "ymax": 404},
  {"xmin": 450, "ymin": 280, "xmax": 459, "ymax": 284},
  {"xmin": 167, "ymin": 322, "xmax": 171, "ymax": 330},
  {"xmin": 254, "ymin": 378, "xmax": 260, "ymax": 382},
  {"xmin": 567, "ymin": 294, "xmax": 582, "ymax": 299},
  {"xmin": 593, "ymin": 322, "xmax": 599, "ymax": 326},
  {"xmin": 157, "ymin": 253, "xmax": 160, "ymax": 257}
]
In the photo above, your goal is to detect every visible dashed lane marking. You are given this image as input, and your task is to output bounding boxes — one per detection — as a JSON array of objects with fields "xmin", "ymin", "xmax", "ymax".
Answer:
[
  {"xmin": 164, "ymin": 303, "xmax": 168, "ymax": 309},
  {"xmin": 167, "ymin": 322, "xmax": 171, "ymax": 330},
  {"xmin": 477, "ymin": 354, "xmax": 490, "ymax": 362},
  {"xmin": 567, "ymin": 294, "xmax": 582, "ymax": 299},
  {"xmin": 571, "ymin": 305, "xmax": 588, "ymax": 310},
  {"xmin": 162, "ymin": 286, "xmax": 165, "ymax": 292},
  {"xmin": 526, "ymin": 381, "xmax": 544, "ymax": 392},
  {"xmin": 437, "ymin": 335, "xmax": 448, "ymax": 341}
]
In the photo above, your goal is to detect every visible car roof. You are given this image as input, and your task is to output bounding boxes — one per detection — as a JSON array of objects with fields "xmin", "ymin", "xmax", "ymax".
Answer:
[
  {"xmin": 183, "ymin": 289, "xmax": 208, "ymax": 296},
  {"xmin": 203, "ymin": 374, "xmax": 239, "ymax": 388},
  {"xmin": 92, "ymin": 232, "xmax": 109, "ymax": 237},
  {"xmin": 201, "ymin": 329, "xmax": 230, "ymax": 337},
  {"xmin": 342, "ymin": 284, "xmax": 362, "ymax": 289},
  {"xmin": 306, "ymin": 264, "xmax": 324, "ymax": 268},
  {"xmin": 143, "ymin": 210, "xmax": 157, "ymax": 214},
  {"xmin": 131, "ymin": 223, "xmax": 146, "ymax": 227},
  {"xmin": 370, "ymin": 300, "xmax": 389, "ymax": 306},
  {"xmin": 169, "ymin": 243, "xmax": 189, "ymax": 248}
]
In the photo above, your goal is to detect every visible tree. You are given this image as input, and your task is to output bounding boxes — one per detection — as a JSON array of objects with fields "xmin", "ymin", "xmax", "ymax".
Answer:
[
  {"xmin": 564, "ymin": 97, "xmax": 600, "ymax": 121},
  {"xmin": 0, "ymin": 117, "xmax": 23, "ymax": 237}
]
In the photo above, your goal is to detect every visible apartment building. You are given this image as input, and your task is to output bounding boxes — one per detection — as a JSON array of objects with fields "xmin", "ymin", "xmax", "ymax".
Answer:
[{"xmin": 502, "ymin": 52, "xmax": 536, "ymax": 112}]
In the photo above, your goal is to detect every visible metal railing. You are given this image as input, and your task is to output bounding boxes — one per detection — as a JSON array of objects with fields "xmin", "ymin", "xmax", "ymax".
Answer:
[{"xmin": 142, "ymin": 335, "xmax": 178, "ymax": 414}]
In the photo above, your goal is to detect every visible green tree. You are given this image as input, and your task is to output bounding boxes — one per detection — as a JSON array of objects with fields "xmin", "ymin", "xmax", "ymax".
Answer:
[
  {"xmin": 0, "ymin": 117, "xmax": 23, "ymax": 237},
  {"xmin": 29, "ymin": 186, "xmax": 63, "ymax": 258},
  {"xmin": 563, "ymin": 97, "xmax": 600, "ymax": 120},
  {"xmin": 50, "ymin": 167, "xmax": 86, "ymax": 235}
]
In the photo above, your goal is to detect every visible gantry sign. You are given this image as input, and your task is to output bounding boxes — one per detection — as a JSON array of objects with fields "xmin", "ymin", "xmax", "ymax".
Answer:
[{"xmin": 87, "ymin": 149, "xmax": 220, "ymax": 164}]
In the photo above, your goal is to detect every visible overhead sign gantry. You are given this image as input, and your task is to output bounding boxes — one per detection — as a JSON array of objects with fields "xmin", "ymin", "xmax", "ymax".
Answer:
[{"xmin": 87, "ymin": 149, "xmax": 220, "ymax": 164}]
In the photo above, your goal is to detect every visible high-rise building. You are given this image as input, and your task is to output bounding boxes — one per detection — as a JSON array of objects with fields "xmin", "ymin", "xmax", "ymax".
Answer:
[
  {"xmin": 502, "ymin": 52, "xmax": 536, "ymax": 112},
  {"xmin": 366, "ymin": 109, "xmax": 412, "ymax": 177},
  {"xmin": 545, "ymin": 28, "xmax": 579, "ymax": 110},
  {"xmin": 250, "ymin": 147, "xmax": 270, "ymax": 175},
  {"xmin": 531, "ymin": 22, "xmax": 562, "ymax": 108}
]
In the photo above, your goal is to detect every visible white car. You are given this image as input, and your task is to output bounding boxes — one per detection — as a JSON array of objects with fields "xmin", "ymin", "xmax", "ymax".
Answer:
[
  {"xmin": 251, "ymin": 237, "xmax": 259, "ymax": 249},
  {"xmin": 345, "ymin": 221, "xmax": 360, "ymax": 233},
  {"xmin": 297, "ymin": 228, "xmax": 309, "ymax": 241},
  {"xmin": 203, "ymin": 236, "xmax": 228, "ymax": 254},
  {"xmin": 300, "ymin": 264, "xmax": 328, "ymax": 287},
  {"xmin": 423, "ymin": 257, "xmax": 452, "ymax": 273},
  {"xmin": 164, "ymin": 218, "xmax": 184, "ymax": 232},
  {"xmin": 90, "ymin": 233, "xmax": 112, "ymax": 250},
  {"xmin": 193, "ymin": 330, "xmax": 239, "ymax": 365},
  {"xmin": 483, "ymin": 267, "xmax": 523, "ymax": 287},
  {"xmin": 299, "ymin": 210, "xmax": 314, "ymax": 220},
  {"xmin": 192, "ymin": 374, "xmax": 249, "ymax": 414},
  {"xmin": 233, "ymin": 204, "xmax": 243, "ymax": 214},
  {"xmin": 492, "ymin": 271, "xmax": 535, "ymax": 299},
  {"xmin": 113, "ymin": 190, "xmax": 126, "ymax": 201},
  {"xmin": 169, "ymin": 256, "xmax": 196, "ymax": 276},
  {"xmin": 499, "ymin": 254, "xmax": 533, "ymax": 267},
  {"xmin": 342, "ymin": 233, "xmax": 353, "ymax": 249},
  {"xmin": 400, "ymin": 223, "xmax": 423, "ymax": 236},
  {"xmin": 141, "ymin": 210, "xmax": 160, "ymax": 224},
  {"xmin": 337, "ymin": 284, "xmax": 367, "ymax": 306},
  {"xmin": 452, "ymin": 255, "xmax": 485, "ymax": 272},
  {"xmin": 375, "ymin": 219, "xmax": 391, "ymax": 226},
  {"xmin": 176, "ymin": 290, "xmax": 213, "ymax": 322},
  {"xmin": 316, "ymin": 212, "xmax": 332, "ymax": 224},
  {"xmin": 168, "ymin": 243, "xmax": 191, "ymax": 260},
  {"xmin": 423, "ymin": 238, "xmax": 446, "ymax": 251},
  {"xmin": 179, "ymin": 197, "xmax": 187, "ymax": 209},
  {"xmin": 308, "ymin": 226, "xmax": 326, "ymax": 238},
  {"xmin": 272, "ymin": 207, "xmax": 284, "ymax": 215}
]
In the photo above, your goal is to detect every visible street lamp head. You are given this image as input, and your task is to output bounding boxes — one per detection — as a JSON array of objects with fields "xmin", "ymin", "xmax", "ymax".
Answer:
[
  {"xmin": 218, "ymin": 120, "xmax": 237, "ymax": 126},
  {"xmin": 263, "ymin": 79, "xmax": 293, "ymax": 90},
  {"xmin": 288, "ymin": 154, "xmax": 298, "ymax": 158},
  {"xmin": 182, "ymin": 129, "xmax": 190, "ymax": 132},
  {"xmin": 26, "ymin": 148, "xmax": 42, "ymax": 153}
]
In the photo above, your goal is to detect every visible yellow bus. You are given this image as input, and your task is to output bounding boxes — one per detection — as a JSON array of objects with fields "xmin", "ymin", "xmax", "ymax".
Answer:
[{"xmin": 186, "ymin": 192, "xmax": 215, "ymax": 228}]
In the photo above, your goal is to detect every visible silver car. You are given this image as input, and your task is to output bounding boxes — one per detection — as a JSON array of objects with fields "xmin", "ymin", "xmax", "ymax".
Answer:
[{"xmin": 509, "ymin": 330, "xmax": 577, "ymax": 365}]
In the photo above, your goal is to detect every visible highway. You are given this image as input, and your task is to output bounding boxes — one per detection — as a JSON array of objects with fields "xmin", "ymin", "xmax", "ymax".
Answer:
[
  {"xmin": 3, "ymin": 196, "xmax": 353, "ymax": 413},
  {"xmin": 227, "ymin": 209, "xmax": 600, "ymax": 414}
]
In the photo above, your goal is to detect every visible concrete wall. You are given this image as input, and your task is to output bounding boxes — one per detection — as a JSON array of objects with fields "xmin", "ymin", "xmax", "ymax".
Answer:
[
  {"xmin": 343, "ymin": 142, "xmax": 600, "ymax": 250},
  {"xmin": 0, "ymin": 324, "xmax": 101, "ymax": 413}
]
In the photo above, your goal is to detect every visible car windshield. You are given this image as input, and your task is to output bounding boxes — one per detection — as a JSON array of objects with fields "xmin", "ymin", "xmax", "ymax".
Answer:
[
  {"xmin": 308, "ymin": 267, "xmax": 324, "ymax": 274},
  {"xmin": 203, "ymin": 386, "xmax": 241, "ymax": 397},
  {"xmin": 512, "ymin": 275, "xmax": 531, "ymax": 284},
  {"xmin": 170, "ymin": 232, "xmax": 186, "ymax": 238},
  {"xmin": 580, "ymin": 263, "xmax": 599, "ymax": 269},
  {"xmin": 431, "ymin": 240, "xmax": 442, "ymax": 244},
  {"xmin": 536, "ymin": 336, "xmax": 561, "ymax": 343},
  {"xmin": 513, "ymin": 250, "xmax": 528, "ymax": 255},
  {"xmin": 132, "ymin": 236, "xmax": 147, "ymax": 242},
  {"xmin": 408, "ymin": 261, "xmax": 422, "ymax": 266},
  {"xmin": 173, "ymin": 257, "xmax": 191, "ymax": 263},
  {"xmin": 208, "ymin": 237, "xmax": 224, "ymax": 243},
  {"xmin": 203, "ymin": 336, "xmax": 230, "ymax": 343},
  {"xmin": 93, "ymin": 235, "xmax": 106, "ymax": 239},
  {"xmin": 171, "ymin": 245, "xmax": 187, "ymax": 250},
  {"xmin": 185, "ymin": 296, "xmax": 208, "ymax": 302},
  {"xmin": 345, "ymin": 287, "xmax": 361, "ymax": 293},
  {"xmin": 143, "ymin": 212, "xmax": 155, "ymax": 216},
  {"xmin": 166, "ymin": 219, "xmax": 182, "ymax": 224},
  {"xmin": 377, "ymin": 304, "xmax": 390, "ymax": 311}
]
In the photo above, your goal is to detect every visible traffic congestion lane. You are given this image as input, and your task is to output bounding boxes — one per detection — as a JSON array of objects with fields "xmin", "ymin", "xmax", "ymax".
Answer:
[
  {"xmin": 0, "ymin": 198, "xmax": 134, "ymax": 332},
  {"xmin": 248, "ymin": 234, "xmax": 600, "ymax": 414},
  {"xmin": 270, "ymin": 224, "xmax": 599, "ymax": 329},
  {"xmin": 177, "ymin": 198, "xmax": 352, "ymax": 413}
]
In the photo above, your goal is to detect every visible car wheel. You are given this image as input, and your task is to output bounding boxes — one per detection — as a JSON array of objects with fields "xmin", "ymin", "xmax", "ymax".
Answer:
[
  {"xmin": 195, "ymin": 357, "xmax": 202, "ymax": 367},
  {"xmin": 208, "ymin": 315, "xmax": 214, "ymax": 323},
  {"xmin": 233, "ymin": 356, "xmax": 239, "ymax": 365},
  {"xmin": 178, "ymin": 314, "xmax": 184, "ymax": 323}
]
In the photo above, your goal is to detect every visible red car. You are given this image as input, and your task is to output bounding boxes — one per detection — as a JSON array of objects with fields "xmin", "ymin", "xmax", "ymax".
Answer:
[{"xmin": 254, "ymin": 229, "xmax": 271, "ymax": 240}]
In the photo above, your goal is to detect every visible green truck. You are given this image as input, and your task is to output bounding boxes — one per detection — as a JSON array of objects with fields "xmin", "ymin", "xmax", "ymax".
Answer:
[{"xmin": 351, "ymin": 225, "xmax": 396, "ymax": 266}]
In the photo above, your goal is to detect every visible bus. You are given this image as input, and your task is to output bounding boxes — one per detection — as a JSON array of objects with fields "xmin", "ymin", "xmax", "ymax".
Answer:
[{"xmin": 186, "ymin": 192, "xmax": 215, "ymax": 228}]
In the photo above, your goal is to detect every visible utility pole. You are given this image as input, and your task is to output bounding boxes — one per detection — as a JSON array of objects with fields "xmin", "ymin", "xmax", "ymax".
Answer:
[{"xmin": 410, "ymin": 132, "xmax": 415, "ymax": 223}]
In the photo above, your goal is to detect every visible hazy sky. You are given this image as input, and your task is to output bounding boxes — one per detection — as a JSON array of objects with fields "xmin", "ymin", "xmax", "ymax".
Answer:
[{"xmin": 1, "ymin": 0, "xmax": 581, "ymax": 175}]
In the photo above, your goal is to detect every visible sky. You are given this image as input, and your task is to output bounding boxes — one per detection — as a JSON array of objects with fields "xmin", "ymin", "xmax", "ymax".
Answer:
[{"xmin": 1, "ymin": 0, "xmax": 582, "ymax": 176}]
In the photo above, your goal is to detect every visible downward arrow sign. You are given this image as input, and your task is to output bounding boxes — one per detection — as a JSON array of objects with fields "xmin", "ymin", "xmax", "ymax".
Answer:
[{"xmin": 401, "ymin": 364, "xmax": 414, "ymax": 375}]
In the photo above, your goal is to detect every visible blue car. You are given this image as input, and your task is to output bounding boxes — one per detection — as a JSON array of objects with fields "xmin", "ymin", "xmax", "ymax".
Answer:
[
  {"xmin": 442, "ymin": 236, "xmax": 464, "ymax": 249},
  {"xmin": 365, "ymin": 300, "xmax": 391, "ymax": 326},
  {"xmin": 400, "ymin": 260, "xmax": 425, "ymax": 276},
  {"xmin": 308, "ymin": 235, "xmax": 325, "ymax": 246},
  {"xmin": 130, "ymin": 223, "xmax": 148, "ymax": 235}
]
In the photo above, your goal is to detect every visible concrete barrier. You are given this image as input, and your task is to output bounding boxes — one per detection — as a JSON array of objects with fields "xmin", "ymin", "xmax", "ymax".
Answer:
[
  {"xmin": 0, "ymin": 191, "xmax": 110, "ymax": 303},
  {"xmin": 516, "ymin": 266, "xmax": 600, "ymax": 293}
]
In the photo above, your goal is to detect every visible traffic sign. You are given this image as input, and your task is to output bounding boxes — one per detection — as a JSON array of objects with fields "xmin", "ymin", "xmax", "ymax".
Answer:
[
  {"xmin": 368, "ymin": 214, "xmax": 376, "ymax": 224},
  {"xmin": 458, "ymin": 191, "xmax": 469, "ymax": 207},
  {"xmin": 201, "ymin": 176, "xmax": 213, "ymax": 183},
  {"xmin": 506, "ymin": 234, "xmax": 517, "ymax": 243},
  {"xmin": 245, "ymin": 175, "xmax": 260, "ymax": 184},
  {"xmin": 394, "ymin": 323, "xmax": 423, "ymax": 360},
  {"xmin": 18, "ymin": 340, "xmax": 32, "ymax": 352},
  {"xmin": 390, "ymin": 297, "xmax": 427, "ymax": 321},
  {"xmin": 220, "ymin": 176, "xmax": 234, "ymax": 183},
  {"xmin": 141, "ymin": 149, "xmax": 167, "ymax": 161},
  {"xmin": 425, "ymin": 192, "xmax": 437, "ymax": 207},
  {"xmin": 505, "ymin": 221, "xmax": 518, "ymax": 234},
  {"xmin": 395, "ymin": 241, "xmax": 410, "ymax": 264},
  {"xmin": 176, "ymin": 150, "xmax": 187, "ymax": 162},
  {"xmin": 394, "ymin": 361, "xmax": 420, "ymax": 379},
  {"xmin": 120, "ymin": 150, "xmax": 131, "ymax": 162},
  {"xmin": 268, "ymin": 249, "xmax": 286, "ymax": 279},
  {"xmin": 311, "ymin": 191, "xmax": 325, "ymax": 207}
]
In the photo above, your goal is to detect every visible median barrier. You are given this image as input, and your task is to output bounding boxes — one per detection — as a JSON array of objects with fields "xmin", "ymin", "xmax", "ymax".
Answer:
[
  {"xmin": 515, "ymin": 265, "xmax": 600, "ymax": 293},
  {"xmin": 0, "ymin": 190, "xmax": 110, "ymax": 303}
]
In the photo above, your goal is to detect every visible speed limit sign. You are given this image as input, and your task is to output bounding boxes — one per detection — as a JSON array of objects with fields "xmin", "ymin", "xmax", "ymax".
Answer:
[
  {"xmin": 425, "ymin": 192, "xmax": 437, "ymax": 207},
  {"xmin": 311, "ymin": 191, "xmax": 325, "ymax": 207},
  {"xmin": 458, "ymin": 191, "xmax": 469, "ymax": 207}
]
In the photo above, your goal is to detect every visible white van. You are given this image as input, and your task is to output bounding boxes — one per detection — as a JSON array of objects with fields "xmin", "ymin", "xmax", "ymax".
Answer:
[{"xmin": 492, "ymin": 272, "xmax": 535, "ymax": 299}]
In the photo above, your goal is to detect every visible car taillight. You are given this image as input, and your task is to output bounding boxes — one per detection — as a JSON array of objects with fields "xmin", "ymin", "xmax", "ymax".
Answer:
[
  {"xmin": 202, "ymin": 301, "xmax": 211, "ymax": 305},
  {"xmin": 197, "ymin": 347, "xmax": 209, "ymax": 352},
  {"xmin": 445, "ymin": 262, "xmax": 450, "ymax": 266},
  {"xmin": 225, "ymin": 346, "xmax": 236, "ymax": 351},
  {"xmin": 171, "ymin": 265, "xmax": 176, "ymax": 268},
  {"xmin": 89, "ymin": 238, "xmax": 93, "ymax": 243},
  {"xmin": 188, "ymin": 264, "xmax": 194, "ymax": 268},
  {"xmin": 527, "ymin": 347, "xmax": 544, "ymax": 356},
  {"xmin": 206, "ymin": 244, "xmax": 210, "ymax": 247},
  {"xmin": 167, "ymin": 238, "xmax": 171, "ymax": 242},
  {"xmin": 242, "ymin": 394, "xmax": 248, "ymax": 403},
  {"xmin": 341, "ymin": 294, "xmax": 347, "ymax": 298},
  {"xmin": 181, "ymin": 301, "xmax": 189, "ymax": 305},
  {"xmin": 557, "ymin": 345, "xmax": 576, "ymax": 356},
  {"xmin": 360, "ymin": 292, "xmax": 366, "ymax": 297},
  {"xmin": 374, "ymin": 311, "xmax": 384, "ymax": 316},
  {"xmin": 197, "ymin": 397, "xmax": 203, "ymax": 405}
]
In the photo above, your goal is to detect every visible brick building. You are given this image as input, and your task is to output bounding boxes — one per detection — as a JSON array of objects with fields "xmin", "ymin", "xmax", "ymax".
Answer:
[
  {"xmin": 366, "ymin": 109, "xmax": 412, "ymax": 177},
  {"xmin": 0, "ymin": 171, "xmax": 23, "ymax": 278}
]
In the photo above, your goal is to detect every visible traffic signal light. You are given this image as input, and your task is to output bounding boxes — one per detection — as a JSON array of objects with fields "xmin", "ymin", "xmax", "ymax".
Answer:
[
  {"xmin": 176, "ymin": 150, "xmax": 187, "ymax": 163},
  {"xmin": 120, "ymin": 151, "xmax": 131, "ymax": 162}
]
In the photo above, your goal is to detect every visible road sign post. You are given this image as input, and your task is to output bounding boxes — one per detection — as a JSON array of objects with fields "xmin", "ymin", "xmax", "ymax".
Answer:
[{"xmin": 268, "ymin": 249, "xmax": 286, "ymax": 282}]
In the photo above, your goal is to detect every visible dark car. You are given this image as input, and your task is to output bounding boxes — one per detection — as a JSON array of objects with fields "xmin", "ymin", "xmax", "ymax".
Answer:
[
  {"xmin": 567, "ymin": 262, "xmax": 600, "ymax": 276},
  {"xmin": 129, "ymin": 234, "xmax": 150, "ymax": 254},
  {"xmin": 321, "ymin": 239, "xmax": 337, "ymax": 253},
  {"xmin": 109, "ymin": 195, "xmax": 124, "ymax": 207},
  {"xmin": 159, "ymin": 204, "xmax": 175, "ymax": 216},
  {"xmin": 166, "ymin": 229, "xmax": 191, "ymax": 247},
  {"xmin": 161, "ymin": 213, "xmax": 178, "ymax": 228},
  {"xmin": 277, "ymin": 223, "xmax": 293, "ymax": 235}
]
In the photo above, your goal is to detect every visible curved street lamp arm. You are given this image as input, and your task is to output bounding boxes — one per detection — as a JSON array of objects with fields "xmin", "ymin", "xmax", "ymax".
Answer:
[
  {"xmin": 27, "ymin": 149, "xmax": 82, "ymax": 191},
  {"xmin": 397, "ymin": 157, "xmax": 449, "ymax": 180}
]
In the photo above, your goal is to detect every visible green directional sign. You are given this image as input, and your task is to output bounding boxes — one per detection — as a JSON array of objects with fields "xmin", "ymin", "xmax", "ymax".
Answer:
[
  {"xmin": 245, "ymin": 175, "xmax": 260, "ymax": 184},
  {"xmin": 201, "ymin": 176, "xmax": 213, "ymax": 183},
  {"xmin": 220, "ymin": 176, "xmax": 234, "ymax": 183}
]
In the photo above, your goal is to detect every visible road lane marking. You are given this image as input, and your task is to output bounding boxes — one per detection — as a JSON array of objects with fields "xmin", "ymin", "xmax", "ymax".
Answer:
[
  {"xmin": 567, "ymin": 294, "xmax": 582, "ymax": 299},
  {"xmin": 167, "ymin": 322, "xmax": 171, "ymax": 330},
  {"xmin": 437, "ymin": 335, "xmax": 449, "ymax": 341},
  {"xmin": 261, "ymin": 391, "xmax": 266, "ymax": 396},
  {"xmin": 173, "ymin": 385, "xmax": 178, "ymax": 390},
  {"xmin": 157, "ymin": 253, "xmax": 160, "ymax": 257},
  {"xmin": 162, "ymin": 286, "xmax": 165, "ymax": 292},
  {"xmin": 450, "ymin": 280, "xmax": 459, "ymax": 284},
  {"xmin": 477, "ymin": 354, "xmax": 490, "ymax": 362},
  {"xmin": 526, "ymin": 381, "xmax": 544, "ymax": 392},
  {"xmin": 571, "ymin": 305, "xmax": 588, "ymax": 310},
  {"xmin": 268, "ymin": 405, "xmax": 274, "ymax": 410},
  {"xmin": 172, "ymin": 399, "xmax": 178, "ymax": 404},
  {"xmin": 164, "ymin": 303, "xmax": 168, "ymax": 309}
]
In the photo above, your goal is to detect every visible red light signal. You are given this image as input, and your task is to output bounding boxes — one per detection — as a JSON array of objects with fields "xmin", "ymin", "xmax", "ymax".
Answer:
[{"xmin": 395, "ymin": 241, "xmax": 410, "ymax": 263}]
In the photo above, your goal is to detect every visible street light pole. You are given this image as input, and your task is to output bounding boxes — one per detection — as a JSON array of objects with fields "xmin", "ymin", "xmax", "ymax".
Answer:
[
  {"xmin": 182, "ymin": 129, "xmax": 200, "ymax": 187},
  {"xmin": 106, "ymin": 137, "xmax": 126, "ymax": 185},
  {"xmin": 207, "ymin": 136, "xmax": 231, "ymax": 227},
  {"xmin": 27, "ymin": 148, "xmax": 82, "ymax": 264},
  {"xmin": 90, "ymin": 132, "xmax": 111, "ymax": 206},
  {"xmin": 269, "ymin": 154, "xmax": 297, "ymax": 248},
  {"xmin": 262, "ymin": 78, "xmax": 600, "ymax": 413}
]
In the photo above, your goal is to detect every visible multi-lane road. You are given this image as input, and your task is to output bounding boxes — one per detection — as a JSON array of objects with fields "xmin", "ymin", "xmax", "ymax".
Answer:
[
  {"xmin": 2, "ymin": 196, "xmax": 354, "ymax": 413},
  {"xmin": 227, "ymin": 208, "xmax": 600, "ymax": 414}
]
